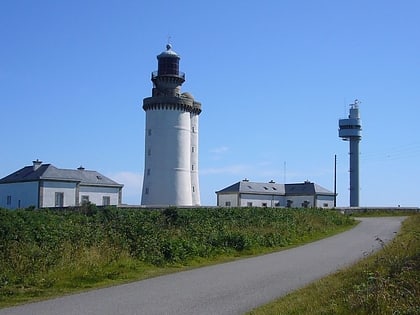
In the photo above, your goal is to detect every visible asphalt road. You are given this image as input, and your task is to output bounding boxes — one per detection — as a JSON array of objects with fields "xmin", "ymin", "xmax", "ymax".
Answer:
[{"xmin": 0, "ymin": 216, "xmax": 405, "ymax": 315}]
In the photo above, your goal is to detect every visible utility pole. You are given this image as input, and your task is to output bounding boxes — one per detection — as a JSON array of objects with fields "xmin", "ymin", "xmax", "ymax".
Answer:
[{"xmin": 334, "ymin": 154, "xmax": 337, "ymax": 207}]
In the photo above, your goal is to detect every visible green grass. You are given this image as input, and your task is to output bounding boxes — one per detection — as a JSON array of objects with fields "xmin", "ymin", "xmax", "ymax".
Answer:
[
  {"xmin": 247, "ymin": 214, "xmax": 420, "ymax": 315},
  {"xmin": 347, "ymin": 209, "xmax": 419, "ymax": 217},
  {"xmin": 0, "ymin": 206, "xmax": 355, "ymax": 308}
]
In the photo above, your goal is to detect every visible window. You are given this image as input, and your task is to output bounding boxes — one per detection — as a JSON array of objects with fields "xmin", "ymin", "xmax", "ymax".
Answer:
[
  {"xmin": 262, "ymin": 203, "xmax": 268, "ymax": 207},
  {"xmin": 323, "ymin": 203, "xmax": 329, "ymax": 208},
  {"xmin": 247, "ymin": 202, "xmax": 253, "ymax": 207},
  {"xmin": 81, "ymin": 195, "xmax": 89, "ymax": 204},
  {"xmin": 145, "ymin": 188, "xmax": 149, "ymax": 195},
  {"xmin": 148, "ymin": 149, "xmax": 151, "ymax": 156},
  {"xmin": 55, "ymin": 192, "xmax": 64, "ymax": 207},
  {"xmin": 103, "ymin": 196, "xmax": 110, "ymax": 206},
  {"xmin": 225, "ymin": 201, "xmax": 231, "ymax": 206},
  {"xmin": 263, "ymin": 187, "xmax": 268, "ymax": 190},
  {"xmin": 148, "ymin": 129, "xmax": 152, "ymax": 136},
  {"xmin": 147, "ymin": 169, "xmax": 150, "ymax": 176},
  {"xmin": 192, "ymin": 164, "xmax": 194, "ymax": 171},
  {"xmin": 191, "ymin": 146, "xmax": 195, "ymax": 153},
  {"xmin": 6, "ymin": 195, "xmax": 11, "ymax": 205},
  {"xmin": 302, "ymin": 200, "xmax": 310, "ymax": 208},
  {"xmin": 192, "ymin": 186, "xmax": 195, "ymax": 192}
]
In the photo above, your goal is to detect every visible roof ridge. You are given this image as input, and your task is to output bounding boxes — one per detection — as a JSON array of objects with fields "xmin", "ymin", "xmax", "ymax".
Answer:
[{"xmin": 1, "ymin": 163, "xmax": 122, "ymax": 187}]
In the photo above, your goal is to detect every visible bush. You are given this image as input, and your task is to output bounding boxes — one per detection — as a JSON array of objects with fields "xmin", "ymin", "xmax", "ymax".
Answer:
[{"xmin": 0, "ymin": 207, "xmax": 355, "ymax": 304}]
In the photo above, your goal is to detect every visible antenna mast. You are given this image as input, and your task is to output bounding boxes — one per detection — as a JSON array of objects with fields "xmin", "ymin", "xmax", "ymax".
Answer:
[{"xmin": 338, "ymin": 99, "xmax": 362, "ymax": 207}]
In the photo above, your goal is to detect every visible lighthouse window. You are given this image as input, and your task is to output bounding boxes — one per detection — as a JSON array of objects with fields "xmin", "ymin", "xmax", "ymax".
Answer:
[
  {"xmin": 192, "ymin": 146, "xmax": 195, "ymax": 153},
  {"xmin": 192, "ymin": 186, "xmax": 195, "ymax": 192},
  {"xmin": 145, "ymin": 188, "xmax": 149, "ymax": 195},
  {"xmin": 147, "ymin": 169, "xmax": 150, "ymax": 176},
  {"xmin": 148, "ymin": 129, "xmax": 152, "ymax": 136},
  {"xmin": 192, "ymin": 127, "xmax": 195, "ymax": 133},
  {"xmin": 192, "ymin": 164, "xmax": 195, "ymax": 171}
]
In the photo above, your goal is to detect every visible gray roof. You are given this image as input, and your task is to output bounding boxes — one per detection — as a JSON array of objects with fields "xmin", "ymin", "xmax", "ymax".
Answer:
[
  {"xmin": 216, "ymin": 180, "xmax": 334, "ymax": 196},
  {"xmin": 216, "ymin": 181, "xmax": 286, "ymax": 195},
  {"xmin": 285, "ymin": 182, "xmax": 334, "ymax": 196},
  {"xmin": 0, "ymin": 163, "xmax": 123, "ymax": 187}
]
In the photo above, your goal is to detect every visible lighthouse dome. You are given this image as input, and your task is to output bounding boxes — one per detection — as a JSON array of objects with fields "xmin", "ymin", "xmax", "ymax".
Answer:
[{"xmin": 157, "ymin": 44, "xmax": 180, "ymax": 59}]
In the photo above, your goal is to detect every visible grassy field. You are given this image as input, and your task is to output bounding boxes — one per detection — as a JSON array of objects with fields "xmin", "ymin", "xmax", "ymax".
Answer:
[
  {"xmin": 248, "ymin": 214, "xmax": 419, "ymax": 315},
  {"xmin": 0, "ymin": 206, "xmax": 355, "ymax": 308}
]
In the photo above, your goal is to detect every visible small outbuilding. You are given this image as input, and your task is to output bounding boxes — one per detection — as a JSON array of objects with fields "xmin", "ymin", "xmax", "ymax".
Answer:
[
  {"xmin": 0, "ymin": 160, "xmax": 123, "ymax": 209},
  {"xmin": 216, "ymin": 179, "xmax": 335, "ymax": 208}
]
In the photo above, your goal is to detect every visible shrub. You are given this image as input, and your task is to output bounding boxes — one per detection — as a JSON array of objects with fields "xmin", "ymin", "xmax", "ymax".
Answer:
[{"xmin": 0, "ymin": 207, "xmax": 355, "ymax": 304}]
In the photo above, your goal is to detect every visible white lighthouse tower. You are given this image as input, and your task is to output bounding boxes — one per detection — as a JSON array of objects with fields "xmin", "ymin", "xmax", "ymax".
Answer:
[
  {"xmin": 141, "ymin": 44, "xmax": 202, "ymax": 206},
  {"xmin": 339, "ymin": 99, "xmax": 362, "ymax": 207}
]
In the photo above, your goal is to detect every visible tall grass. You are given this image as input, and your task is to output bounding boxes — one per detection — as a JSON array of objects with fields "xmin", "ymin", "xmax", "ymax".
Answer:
[
  {"xmin": 248, "ymin": 214, "xmax": 419, "ymax": 315},
  {"xmin": 0, "ymin": 206, "xmax": 355, "ymax": 307}
]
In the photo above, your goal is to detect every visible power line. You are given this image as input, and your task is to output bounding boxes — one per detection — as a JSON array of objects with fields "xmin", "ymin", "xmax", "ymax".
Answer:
[{"xmin": 360, "ymin": 142, "xmax": 420, "ymax": 163}]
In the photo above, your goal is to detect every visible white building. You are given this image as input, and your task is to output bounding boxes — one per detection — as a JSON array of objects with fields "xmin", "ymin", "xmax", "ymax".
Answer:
[
  {"xmin": 0, "ymin": 160, "xmax": 123, "ymax": 209},
  {"xmin": 216, "ymin": 180, "xmax": 335, "ymax": 208},
  {"xmin": 141, "ymin": 44, "xmax": 202, "ymax": 206}
]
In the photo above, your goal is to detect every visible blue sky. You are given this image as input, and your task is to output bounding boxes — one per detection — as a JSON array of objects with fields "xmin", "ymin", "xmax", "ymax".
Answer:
[{"xmin": 1, "ymin": 0, "xmax": 419, "ymax": 207}]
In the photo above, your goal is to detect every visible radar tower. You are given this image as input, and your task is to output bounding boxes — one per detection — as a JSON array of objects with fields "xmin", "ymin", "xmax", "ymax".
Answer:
[{"xmin": 339, "ymin": 99, "xmax": 362, "ymax": 207}]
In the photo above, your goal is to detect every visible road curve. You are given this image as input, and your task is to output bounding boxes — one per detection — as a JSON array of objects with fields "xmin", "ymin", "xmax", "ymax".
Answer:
[{"xmin": 0, "ymin": 217, "xmax": 405, "ymax": 315}]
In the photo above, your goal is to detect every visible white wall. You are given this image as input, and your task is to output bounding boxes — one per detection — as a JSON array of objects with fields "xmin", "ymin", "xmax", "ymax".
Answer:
[
  {"xmin": 190, "ymin": 112, "xmax": 200, "ymax": 205},
  {"xmin": 142, "ymin": 108, "xmax": 193, "ymax": 206},
  {"xmin": 42, "ymin": 181, "xmax": 77, "ymax": 207},
  {"xmin": 286, "ymin": 195, "xmax": 314, "ymax": 208},
  {"xmin": 0, "ymin": 182, "xmax": 39, "ymax": 209},
  {"xmin": 240, "ymin": 194, "xmax": 285, "ymax": 207},
  {"xmin": 217, "ymin": 193, "xmax": 286, "ymax": 207},
  {"xmin": 0, "ymin": 181, "xmax": 121, "ymax": 209},
  {"xmin": 315, "ymin": 195, "xmax": 335, "ymax": 208},
  {"xmin": 79, "ymin": 185, "xmax": 121, "ymax": 206},
  {"xmin": 217, "ymin": 192, "xmax": 334, "ymax": 208},
  {"xmin": 217, "ymin": 194, "xmax": 238, "ymax": 207}
]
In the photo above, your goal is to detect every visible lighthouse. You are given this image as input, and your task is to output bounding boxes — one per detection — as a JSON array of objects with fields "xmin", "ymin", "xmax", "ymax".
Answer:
[
  {"xmin": 141, "ymin": 44, "xmax": 202, "ymax": 206},
  {"xmin": 339, "ymin": 99, "xmax": 362, "ymax": 207}
]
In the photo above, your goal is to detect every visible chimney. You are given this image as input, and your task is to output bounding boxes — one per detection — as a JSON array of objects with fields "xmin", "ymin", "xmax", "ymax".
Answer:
[{"xmin": 33, "ymin": 159, "xmax": 42, "ymax": 171}]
